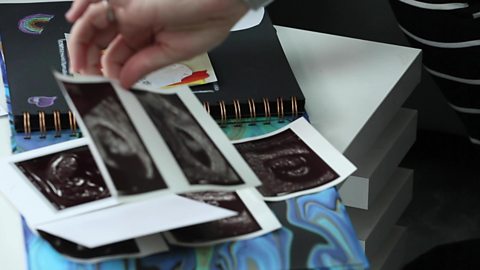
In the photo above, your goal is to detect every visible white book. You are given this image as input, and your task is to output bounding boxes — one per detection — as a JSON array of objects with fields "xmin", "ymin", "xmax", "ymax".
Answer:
[
  {"xmin": 347, "ymin": 167, "xmax": 413, "ymax": 258},
  {"xmin": 340, "ymin": 109, "xmax": 417, "ymax": 209}
]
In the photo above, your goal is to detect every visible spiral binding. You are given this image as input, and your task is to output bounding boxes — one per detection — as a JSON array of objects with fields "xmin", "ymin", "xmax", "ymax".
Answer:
[
  {"xmin": 23, "ymin": 112, "xmax": 31, "ymax": 139},
  {"xmin": 248, "ymin": 98, "xmax": 257, "ymax": 123},
  {"xmin": 233, "ymin": 99, "xmax": 242, "ymax": 125},
  {"xmin": 22, "ymin": 110, "xmax": 78, "ymax": 139},
  {"xmin": 276, "ymin": 97, "xmax": 285, "ymax": 121},
  {"xmin": 38, "ymin": 111, "xmax": 47, "ymax": 138},
  {"xmin": 218, "ymin": 100, "xmax": 227, "ymax": 126},
  {"xmin": 263, "ymin": 97, "xmax": 271, "ymax": 124},
  {"xmin": 20, "ymin": 97, "xmax": 300, "ymax": 138},
  {"xmin": 53, "ymin": 110, "xmax": 62, "ymax": 138},
  {"xmin": 215, "ymin": 96, "xmax": 298, "ymax": 125},
  {"xmin": 68, "ymin": 111, "xmax": 78, "ymax": 136},
  {"xmin": 291, "ymin": 95, "xmax": 298, "ymax": 119},
  {"xmin": 203, "ymin": 101, "xmax": 210, "ymax": 115}
]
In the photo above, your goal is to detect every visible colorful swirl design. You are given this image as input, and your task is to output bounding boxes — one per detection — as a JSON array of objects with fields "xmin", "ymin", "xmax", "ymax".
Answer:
[
  {"xmin": 286, "ymin": 188, "xmax": 369, "ymax": 269},
  {"xmin": 18, "ymin": 14, "xmax": 54, "ymax": 35},
  {"xmin": 206, "ymin": 228, "xmax": 293, "ymax": 270},
  {"xmin": 137, "ymin": 229, "xmax": 292, "ymax": 270},
  {"xmin": 140, "ymin": 247, "xmax": 197, "ymax": 270}
]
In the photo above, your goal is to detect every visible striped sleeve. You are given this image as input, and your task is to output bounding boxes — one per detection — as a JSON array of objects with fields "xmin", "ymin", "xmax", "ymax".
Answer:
[{"xmin": 389, "ymin": 0, "xmax": 480, "ymax": 146}]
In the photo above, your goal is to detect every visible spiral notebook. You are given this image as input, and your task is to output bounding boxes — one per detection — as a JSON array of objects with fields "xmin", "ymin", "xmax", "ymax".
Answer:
[
  {"xmin": 0, "ymin": 1, "xmax": 304, "ymax": 138},
  {"xmin": 0, "ymin": 1, "xmax": 74, "ymax": 138}
]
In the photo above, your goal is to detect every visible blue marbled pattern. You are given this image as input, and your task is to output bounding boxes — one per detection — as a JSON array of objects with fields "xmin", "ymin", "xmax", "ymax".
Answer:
[
  {"xmin": 287, "ymin": 189, "xmax": 369, "ymax": 269},
  {"xmin": 206, "ymin": 228, "xmax": 292, "ymax": 270},
  {"xmin": 139, "ymin": 228, "xmax": 292, "ymax": 270}
]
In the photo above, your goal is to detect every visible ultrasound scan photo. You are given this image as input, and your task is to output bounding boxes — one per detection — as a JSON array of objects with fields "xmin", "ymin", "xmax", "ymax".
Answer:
[
  {"xmin": 134, "ymin": 91, "xmax": 243, "ymax": 186},
  {"xmin": 38, "ymin": 230, "xmax": 140, "ymax": 260},
  {"xmin": 235, "ymin": 129, "xmax": 339, "ymax": 197},
  {"xmin": 15, "ymin": 146, "xmax": 111, "ymax": 210},
  {"xmin": 170, "ymin": 191, "xmax": 261, "ymax": 243},
  {"xmin": 63, "ymin": 82, "xmax": 167, "ymax": 195}
]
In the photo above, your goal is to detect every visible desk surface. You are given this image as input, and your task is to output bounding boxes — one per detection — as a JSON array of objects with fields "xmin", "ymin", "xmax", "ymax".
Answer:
[{"xmin": 0, "ymin": 26, "xmax": 421, "ymax": 269}]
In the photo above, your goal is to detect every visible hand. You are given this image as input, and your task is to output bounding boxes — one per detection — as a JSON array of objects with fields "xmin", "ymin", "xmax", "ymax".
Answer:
[{"xmin": 66, "ymin": 0, "xmax": 248, "ymax": 88}]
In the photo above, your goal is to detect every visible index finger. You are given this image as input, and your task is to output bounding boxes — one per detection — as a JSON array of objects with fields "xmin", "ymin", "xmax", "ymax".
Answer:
[{"xmin": 68, "ymin": 1, "xmax": 117, "ymax": 73}]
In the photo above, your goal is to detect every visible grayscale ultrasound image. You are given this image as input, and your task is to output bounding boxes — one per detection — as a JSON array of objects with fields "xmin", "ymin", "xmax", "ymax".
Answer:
[
  {"xmin": 63, "ymin": 82, "xmax": 167, "ymax": 194},
  {"xmin": 38, "ymin": 230, "xmax": 140, "ymax": 260},
  {"xmin": 15, "ymin": 146, "xmax": 110, "ymax": 210},
  {"xmin": 133, "ymin": 91, "xmax": 242, "ymax": 186},
  {"xmin": 235, "ymin": 129, "xmax": 339, "ymax": 197},
  {"xmin": 171, "ymin": 191, "xmax": 261, "ymax": 243}
]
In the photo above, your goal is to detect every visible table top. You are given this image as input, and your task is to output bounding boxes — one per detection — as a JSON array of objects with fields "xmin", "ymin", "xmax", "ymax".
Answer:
[{"xmin": 0, "ymin": 25, "xmax": 421, "ymax": 269}]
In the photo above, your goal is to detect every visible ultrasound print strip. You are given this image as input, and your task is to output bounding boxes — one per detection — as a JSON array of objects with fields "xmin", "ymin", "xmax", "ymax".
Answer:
[
  {"xmin": 58, "ymin": 77, "xmax": 168, "ymax": 195},
  {"xmin": 133, "ymin": 91, "xmax": 243, "ymax": 186},
  {"xmin": 55, "ymin": 73, "xmax": 261, "ymax": 195},
  {"xmin": 164, "ymin": 188, "xmax": 281, "ymax": 247},
  {"xmin": 233, "ymin": 118, "xmax": 356, "ymax": 201}
]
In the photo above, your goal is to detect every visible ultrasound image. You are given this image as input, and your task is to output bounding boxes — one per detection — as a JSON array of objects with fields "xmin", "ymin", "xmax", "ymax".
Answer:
[
  {"xmin": 133, "ymin": 91, "xmax": 242, "ymax": 186},
  {"xmin": 38, "ymin": 230, "xmax": 139, "ymax": 259},
  {"xmin": 235, "ymin": 129, "xmax": 339, "ymax": 197},
  {"xmin": 171, "ymin": 191, "xmax": 261, "ymax": 243},
  {"xmin": 63, "ymin": 82, "xmax": 167, "ymax": 194},
  {"xmin": 15, "ymin": 146, "xmax": 110, "ymax": 210}
]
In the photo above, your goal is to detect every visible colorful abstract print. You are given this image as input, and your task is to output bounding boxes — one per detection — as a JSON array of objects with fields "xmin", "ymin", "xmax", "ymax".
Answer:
[
  {"xmin": 22, "ymin": 190, "xmax": 368, "ymax": 270},
  {"xmin": 287, "ymin": 189, "xmax": 368, "ymax": 269},
  {"xmin": 15, "ymin": 117, "xmax": 368, "ymax": 269},
  {"xmin": 18, "ymin": 14, "xmax": 54, "ymax": 35}
]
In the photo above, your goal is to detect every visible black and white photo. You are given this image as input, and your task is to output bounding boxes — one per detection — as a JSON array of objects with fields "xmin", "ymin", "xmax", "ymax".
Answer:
[
  {"xmin": 56, "ymin": 73, "xmax": 261, "ymax": 195},
  {"xmin": 165, "ymin": 189, "xmax": 280, "ymax": 246},
  {"xmin": 134, "ymin": 91, "xmax": 242, "ymax": 186},
  {"xmin": 15, "ymin": 145, "xmax": 110, "ymax": 210},
  {"xmin": 62, "ymin": 81, "xmax": 167, "ymax": 194},
  {"xmin": 233, "ymin": 118, "xmax": 356, "ymax": 201}
]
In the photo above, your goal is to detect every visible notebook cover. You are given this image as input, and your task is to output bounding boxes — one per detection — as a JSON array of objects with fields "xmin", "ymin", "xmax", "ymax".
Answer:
[
  {"xmin": 11, "ymin": 119, "xmax": 368, "ymax": 270},
  {"xmin": 192, "ymin": 13, "xmax": 305, "ymax": 123},
  {"xmin": 0, "ymin": 1, "xmax": 72, "ymax": 133}
]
